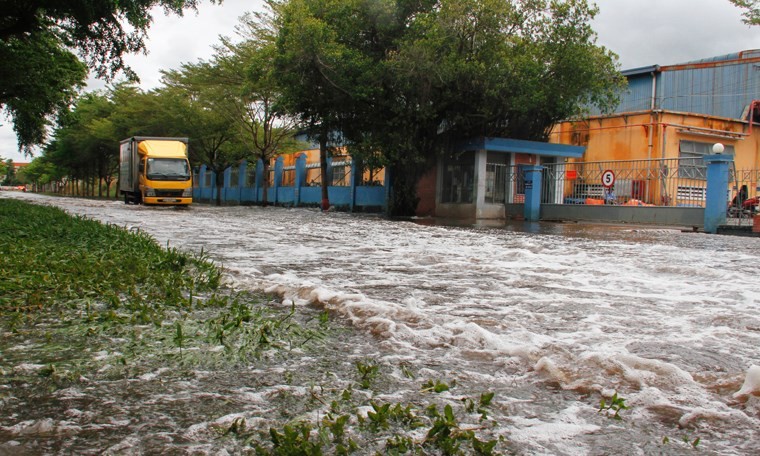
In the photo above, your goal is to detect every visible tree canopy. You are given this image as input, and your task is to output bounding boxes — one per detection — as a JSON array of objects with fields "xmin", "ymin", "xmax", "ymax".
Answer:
[
  {"xmin": 272, "ymin": 0, "xmax": 625, "ymax": 213},
  {"xmin": 27, "ymin": 0, "xmax": 626, "ymax": 214},
  {"xmin": 0, "ymin": 0, "xmax": 219, "ymax": 152},
  {"xmin": 730, "ymin": 0, "xmax": 760, "ymax": 25}
]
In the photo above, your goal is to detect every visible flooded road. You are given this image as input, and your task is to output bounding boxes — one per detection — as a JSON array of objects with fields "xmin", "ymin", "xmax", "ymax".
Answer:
[{"xmin": 3, "ymin": 192, "xmax": 760, "ymax": 454}]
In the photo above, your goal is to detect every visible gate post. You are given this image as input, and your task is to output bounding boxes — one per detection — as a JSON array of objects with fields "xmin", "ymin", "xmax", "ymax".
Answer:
[
  {"xmin": 704, "ymin": 152, "xmax": 732, "ymax": 234},
  {"xmin": 274, "ymin": 156, "xmax": 284, "ymax": 206},
  {"xmin": 350, "ymin": 159, "xmax": 360, "ymax": 212},
  {"xmin": 294, "ymin": 153, "xmax": 306, "ymax": 207},
  {"xmin": 523, "ymin": 165, "xmax": 544, "ymax": 222},
  {"xmin": 255, "ymin": 159, "xmax": 264, "ymax": 203}
]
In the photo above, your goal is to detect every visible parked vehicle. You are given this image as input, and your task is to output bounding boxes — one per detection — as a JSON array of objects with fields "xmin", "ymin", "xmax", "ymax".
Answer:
[{"xmin": 119, "ymin": 137, "xmax": 192, "ymax": 205}]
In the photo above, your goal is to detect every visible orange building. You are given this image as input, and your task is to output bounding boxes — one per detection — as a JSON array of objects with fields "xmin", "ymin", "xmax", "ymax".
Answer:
[{"xmin": 551, "ymin": 50, "xmax": 760, "ymax": 195}]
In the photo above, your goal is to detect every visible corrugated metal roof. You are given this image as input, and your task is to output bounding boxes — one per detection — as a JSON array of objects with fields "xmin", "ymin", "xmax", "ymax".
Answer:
[
  {"xmin": 592, "ymin": 49, "xmax": 760, "ymax": 120},
  {"xmin": 657, "ymin": 61, "xmax": 757, "ymax": 118}
]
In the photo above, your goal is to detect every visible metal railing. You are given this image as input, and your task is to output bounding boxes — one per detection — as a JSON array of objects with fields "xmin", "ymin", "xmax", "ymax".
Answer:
[{"xmin": 540, "ymin": 158, "xmax": 707, "ymax": 207}]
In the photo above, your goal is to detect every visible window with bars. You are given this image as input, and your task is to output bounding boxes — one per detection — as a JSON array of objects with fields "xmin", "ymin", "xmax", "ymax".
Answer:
[
  {"xmin": 246, "ymin": 163, "xmax": 256, "ymax": 187},
  {"xmin": 678, "ymin": 140, "xmax": 734, "ymax": 179},
  {"xmin": 229, "ymin": 167, "xmax": 239, "ymax": 188}
]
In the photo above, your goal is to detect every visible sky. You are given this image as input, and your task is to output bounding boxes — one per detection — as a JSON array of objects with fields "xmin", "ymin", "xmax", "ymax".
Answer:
[{"xmin": 2, "ymin": 0, "xmax": 759, "ymax": 163}]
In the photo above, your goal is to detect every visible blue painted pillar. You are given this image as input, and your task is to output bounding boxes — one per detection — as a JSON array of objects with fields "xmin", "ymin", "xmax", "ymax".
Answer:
[
  {"xmin": 523, "ymin": 165, "xmax": 543, "ymax": 222},
  {"xmin": 274, "ymin": 156, "xmax": 284, "ymax": 205},
  {"xmin": 239, "ymin": 161, "xmax": 249, "ymax": 203},
  {"xmin": 255, "ymin": 159, "xmax": 264, "ymax": 203},
  {"xmin": 223, "ymin": 166, "xmax": 231, "ymax": 203},
  {"xmin": 295, "ymin": 154, "xmax": 306, "ymax": 207},
  {"xmin": 704, "ymin": 154, "xmax": 732, "ymax": 234},
  {"xmin": 349, "ymin": 159, "xmax": 359, "ymax": 212}
]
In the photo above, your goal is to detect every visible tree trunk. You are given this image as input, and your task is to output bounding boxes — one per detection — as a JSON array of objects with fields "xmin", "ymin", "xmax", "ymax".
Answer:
[
  {"xmin": 261, "ymin": 159, "xmax": 270, "ymax": 207},
  {"xmin": 319, "ymin": 135, "xmax": 329, "ymax": 211},
  {"xmin": 215, "ymin": 169, "xmax": 224, "ymax": 206},
  {"xmin": 388, "ymin": 163, "xmax": 422, "ymax": 217}
]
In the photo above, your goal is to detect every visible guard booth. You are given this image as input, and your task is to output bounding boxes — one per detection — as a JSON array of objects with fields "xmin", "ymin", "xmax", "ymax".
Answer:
[{"xmin": 429, "ymin": 137, "xmax": 585, "ymax": 221}]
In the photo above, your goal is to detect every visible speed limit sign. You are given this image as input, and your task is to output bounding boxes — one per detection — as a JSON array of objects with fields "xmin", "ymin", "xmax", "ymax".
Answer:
[{"xmin": 601, "ymin": 169, "xmax": 615, "ymax": 188}]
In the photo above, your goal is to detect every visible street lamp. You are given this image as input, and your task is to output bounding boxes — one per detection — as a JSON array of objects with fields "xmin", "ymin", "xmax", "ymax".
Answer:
[{"xmin": 712, "ymin": 143, "xmax": 725, "ymax": 154}]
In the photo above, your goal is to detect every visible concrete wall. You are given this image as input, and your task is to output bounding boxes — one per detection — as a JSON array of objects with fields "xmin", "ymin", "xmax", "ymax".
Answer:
[{"xmin": 541, "ymin": 204, "xmax": 704, "ymax": 227}]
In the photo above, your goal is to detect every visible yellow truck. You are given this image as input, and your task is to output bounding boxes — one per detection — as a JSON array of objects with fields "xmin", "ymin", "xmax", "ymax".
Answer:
[{"xmin": 119, "ymin": 137, "xmax": 193, "ymax": 205}]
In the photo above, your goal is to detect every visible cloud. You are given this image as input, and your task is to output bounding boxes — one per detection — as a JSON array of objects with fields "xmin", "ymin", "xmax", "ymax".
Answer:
[
  {"xmin": 592, "ymin": 0, "xmax": 759, "ymax": 69},
  {"xmin": 2, "ymin": 0, "xmax": 758, "ymax": 163}
]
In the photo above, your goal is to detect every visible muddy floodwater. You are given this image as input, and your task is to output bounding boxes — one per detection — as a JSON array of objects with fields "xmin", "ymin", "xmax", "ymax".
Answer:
[{"xmin": 2, "ymin": 192, "xmax": 760, "ymax": 454}]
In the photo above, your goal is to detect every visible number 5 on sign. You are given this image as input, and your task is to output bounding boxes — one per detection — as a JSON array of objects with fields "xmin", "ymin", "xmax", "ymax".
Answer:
[{"xmin": 601, "ymin": 170, "xmax": 615, "ymax": 188}]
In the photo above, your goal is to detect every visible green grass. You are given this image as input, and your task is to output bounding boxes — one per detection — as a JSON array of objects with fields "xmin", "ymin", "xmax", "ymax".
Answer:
[
  {"xmin": 0, "ymin": 199, "xmax": 507, "ymax": 454},
  {"xmin": 0, "ymin": 199, "xmax": 323, "ymax": 377},
  {"xmin": 0, "ymin": 199, "xmax": 220, "ymax": 313}
]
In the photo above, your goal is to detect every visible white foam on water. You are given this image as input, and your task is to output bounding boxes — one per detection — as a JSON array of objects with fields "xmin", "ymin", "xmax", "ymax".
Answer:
[
  {"xmin": 734, "ymin": 365, "xmax": 760, "ymax": 399},
  {"xmin": 508, "ymin": 406, "xmax": 600, "ymax": 456},
  {"xmin": 7, "ymin": 192, "xmax": 760, "ymax": 452}
]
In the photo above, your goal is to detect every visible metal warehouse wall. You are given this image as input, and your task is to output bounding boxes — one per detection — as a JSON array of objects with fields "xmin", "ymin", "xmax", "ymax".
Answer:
[
  {"xmin": 587, "ymin": 50, "xmax": 760, "ymax": 120},
  {"xmin": 657, "ymin": 52, "xmax": 760, "ymax": 119}
]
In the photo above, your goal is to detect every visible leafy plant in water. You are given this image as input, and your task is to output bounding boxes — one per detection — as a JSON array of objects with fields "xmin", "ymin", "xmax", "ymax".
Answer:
[
  {"xmin": 662, "ymin": 433, "xmax": 701, "ymax": 449},
  {"xmin": 355, "ymin": 360, "xmax": 379, "ymax": 389},
  {"xmin": 366, "ymin": 401, "xmax": 392, "ymax": 430},
  {"xmin": 422, "ymin": 379, "xmax": 450, "ymax": 393},
  {"xmin": 225, "ymin": 417, "xmax": 247, "ymax": 436},
  {"xmin": 463, "ymin": 391, "xmax": 495, "ymax": 421},
  {"xmin": 599, "ymin": 392, "xmax": 628, "ymax": 420},
  {"xmin": 424, "ymin": 403, "xmax": 499, "ymax": 455},
  {"xmin": 385, "ymin": 435, "xmax": 414, "ymax": 454},
  {"xmin": 174, "ymin": 321, "xmax": 185, "ymax": 358},
  {"xmin": 400, "ymin": 363, "xmax": 415, "ymax": 379},
  {"xmin": 260, "ymin": 422, "xmax": 323, "ymax": 455},
  {"xmin": 425, "ymin": 404, "xmax": 467, "ymax": 454}
]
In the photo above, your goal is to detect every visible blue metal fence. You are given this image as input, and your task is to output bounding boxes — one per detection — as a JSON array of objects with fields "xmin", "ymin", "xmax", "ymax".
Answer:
[{"xmin": 193, "ymin": 155, "xmax": 388, "ymax": 212}]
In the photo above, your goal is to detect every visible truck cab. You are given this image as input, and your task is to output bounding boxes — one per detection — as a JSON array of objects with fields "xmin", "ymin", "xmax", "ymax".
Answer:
[{"xmin": 120, "ymin": 137, "xmax": 193, "ymax": 206}]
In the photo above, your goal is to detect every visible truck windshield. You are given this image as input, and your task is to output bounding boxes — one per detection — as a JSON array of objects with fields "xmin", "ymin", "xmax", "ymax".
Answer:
[{"xmin": 146, "ymin": 158, "xmax": 191, "ymax": 181}]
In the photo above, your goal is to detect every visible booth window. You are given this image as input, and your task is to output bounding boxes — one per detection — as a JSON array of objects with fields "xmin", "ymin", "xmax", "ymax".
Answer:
[
  {"xmin": 485, "ymin": 152, "xmax": 508, "ymax": 204},
  {"xmin": 441, "ymin": 151, "xmax": 475, "ymax": 204}
]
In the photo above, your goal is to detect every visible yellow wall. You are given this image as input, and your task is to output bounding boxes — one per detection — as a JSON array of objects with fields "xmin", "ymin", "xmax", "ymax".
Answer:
[
  {"xmin": 272, "ymin": 148, "xmax": 386, "ymax": 186},
  {"xmin": 551, "ymin": 111, "xmax": 760, "ymax": 169}
]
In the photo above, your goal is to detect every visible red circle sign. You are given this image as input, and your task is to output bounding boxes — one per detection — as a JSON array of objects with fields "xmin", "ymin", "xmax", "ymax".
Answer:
[{"xmin": 601, "ymin": 170, "xmax": 615, "ymax": 188}]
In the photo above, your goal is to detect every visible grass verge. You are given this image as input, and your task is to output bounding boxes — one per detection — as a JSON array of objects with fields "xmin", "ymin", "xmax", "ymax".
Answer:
[{"xmin": 0, "ymin": 199, "xmax": 505, "ymax": 454}]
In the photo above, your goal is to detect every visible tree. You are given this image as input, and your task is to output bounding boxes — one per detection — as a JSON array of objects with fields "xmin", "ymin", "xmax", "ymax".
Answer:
[
  {"xmin": 0, "ymin": 0, "xmax": 219, "ymax": 151},
  {"xmin": 0, "ymin": 159, "xmax": 7, "ymax": 182},
  {"xmin": 16, "ymin": 156, "xmax": 60, "ymax": 192},
  {"xmin": 1, "ymin": 159, "xmax": 15, "ymax": 185},
  {"xmin": 210, "ymin": 13, "xmax": 300, "ymax": 206},
  {"xmin": 42, "ymin": 84, "xmax": 172, "ymax": 198},
  {"xmin": 272, "ymin": 0, "xmax": 376, "ymax": 210},
  {"xmin": 0, "ymin": 30, "xmax": 87, "ymax": 152},
  {"xmin": 271, "ymin": 0, "xmax": 624, "ymax": 215},
  {"xmin": 730, "ymin": 0, "xmax": 760, "ymax": 25},
  {"xmin": 42, "ymin": 90, "xmax": 123, "ymax": 197},
  {"xmin": 161, "ymin": 63, "xmax": 243, "ymax": 206}
]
